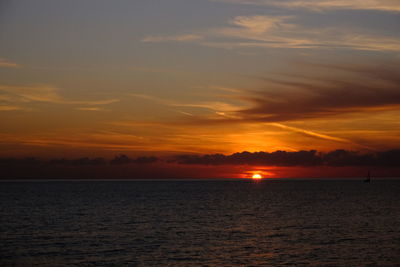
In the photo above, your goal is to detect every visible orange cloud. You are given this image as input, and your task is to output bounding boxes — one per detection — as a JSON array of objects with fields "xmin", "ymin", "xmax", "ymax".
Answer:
[
  {"xmin": 142, "ymin": 34, "xmax": 203, "ymax": 43},
  {"xmin": 0, "ymin": 58, "xmax": 20, "ymax": 68},
  {"xmin": 143, "ymin": 15, "xmax": 400, "ymax": 52},
  {"xmin": 0, "ymin": 84, "xmax": 120, "ymax": 111},
  {"xmin": 211, "ymin": 0, "xmax": 400, "ymax": 12}
]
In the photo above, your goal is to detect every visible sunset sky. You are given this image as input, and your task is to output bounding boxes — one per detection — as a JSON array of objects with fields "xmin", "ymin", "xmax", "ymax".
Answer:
[{"xmin": 1, "ymin": 0, "xmax": 400, "ymax": 177}]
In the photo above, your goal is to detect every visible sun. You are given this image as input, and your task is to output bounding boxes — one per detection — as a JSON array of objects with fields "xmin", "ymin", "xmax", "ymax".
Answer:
[{"xmin": 252, "ymin": 174, "xmax": 263, "ymax": 180}]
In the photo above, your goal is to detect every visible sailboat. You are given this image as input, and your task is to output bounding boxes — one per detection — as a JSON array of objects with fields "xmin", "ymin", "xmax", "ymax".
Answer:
[{"xmin": 364, "ymin": 171, "xmax": 371, "ymax": 183}]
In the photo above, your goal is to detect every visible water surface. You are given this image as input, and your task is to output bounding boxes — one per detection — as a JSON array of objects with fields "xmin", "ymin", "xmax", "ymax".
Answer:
[{"xmin": 1, "ymin": 179, "xmax": 399, "ymax": 266}]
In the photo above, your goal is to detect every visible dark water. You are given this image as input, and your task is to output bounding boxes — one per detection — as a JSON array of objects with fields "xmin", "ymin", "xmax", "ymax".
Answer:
[{"xmin": 1, "ymin": 179, "xmax": 399, "ymax": 266}]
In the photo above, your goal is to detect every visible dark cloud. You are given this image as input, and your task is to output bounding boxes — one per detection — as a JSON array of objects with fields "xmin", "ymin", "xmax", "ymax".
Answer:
[
  {"xmin": 0, "ymin": 150, "xmax": 399, "ymax": 179},
  {"xmin": 0, "ymin": 155, "xmax": 158, "ymax": 167},
  {"xmin": 110, "ymin": 154, "xmax": 158, "ymax": 165},
  {"xmin": 110, "ymin": 154, "xmax": 132, "ymax": 165},
  {"xmin": 0, "ymin": 157, "xmax": 40, "ymax": 165},
  {"xmin": 211, "ymin": 62, "xmax": 400, "ymax": 123},
  {"xmin": 133, "ymin": 156, "xmax": 158, "ymax": 164},
  {"xmin": 173, "ymin": 150, "xmax": 321, "ymax": 166},
  {"xmin": 50, "ymin": 157, "xmax": 107, "ymax": 166},
  {"xmin": 173, "ymin": 149, "xmax": 400, "ymax": 167},
  {"xmin": 0, "ymin": 150, "xmax": 398, "ymax": 169}
]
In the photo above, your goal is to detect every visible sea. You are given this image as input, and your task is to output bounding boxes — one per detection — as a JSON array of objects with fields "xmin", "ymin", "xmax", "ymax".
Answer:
[{"xmin": 1, "ymin": 179, "xmax": 399, "ymax": 266}]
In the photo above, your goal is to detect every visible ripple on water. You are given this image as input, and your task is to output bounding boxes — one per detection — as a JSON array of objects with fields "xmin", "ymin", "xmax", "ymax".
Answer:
[{"xmin": 1, "ymin": 180, "xmax": 400, "ymax": 266}]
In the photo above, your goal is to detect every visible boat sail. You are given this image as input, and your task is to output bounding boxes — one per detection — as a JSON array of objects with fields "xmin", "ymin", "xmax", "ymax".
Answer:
[{"xmin": 364, "ymin": 171, "xmax": 371, "ymax": 183}]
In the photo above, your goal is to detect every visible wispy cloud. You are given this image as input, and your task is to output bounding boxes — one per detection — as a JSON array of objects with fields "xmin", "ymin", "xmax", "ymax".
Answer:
[
  {"xmin": 75, "ymin": 107, "xmax": 105, "ymax": 111},
  {"xmin": 182, "ymin": 61, "xmax": 400, "ymax": 126},
  {"xmin": 222, "ymin": 15, "xmax": 294, "ymax": 35},
  {"xmin": 143, "ymin": 15, "xmax": 400, "ymax": 52},
  {"xmin": 269, "ymin": 123, "xmax": 351, "ymax": 143},
  {"xmin": 176, "ymin": 101, "xmax": 243, "ymax": 112},
  {"xmin": 210, "ymin": 0, "xmax": 400, "ymax": 12},
  {"xmin": 0, "ymin": 105, "xmax": 24, "ymax": 111},
  {"xmin": 212, "ymin": 15, "xmax": 400, "ymax": 51},
  {"xmin": 0, "ymin": 84, "xmax": 119, "ymax": 111},
  {"xmin": 0, "ymin": 133, "xmax": 148, "ymax": 151},
  {"xmin": 130, "ymin": 93, "xmax": 244, "ymax": 114},
  {"xmin": 72, "ymin": 99, "xmax": 119, "ymax": 105},
  {"xmin": 0, "ymin": 58, "xmax": 20, "ymax": 68},
  {"xmin": 0, "ymin": 85, "xmax": 62, "ymax": 103},
  {"xmin": 232, "ymin": 62, "xmax": 400, "ymax": 122},
  {"xmin": 142, "ymin": 34, "xmax": 203, "ymax": 43}
]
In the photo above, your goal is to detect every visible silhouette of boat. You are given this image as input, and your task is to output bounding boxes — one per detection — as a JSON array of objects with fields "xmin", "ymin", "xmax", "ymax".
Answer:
[{"xmin": 364, "ymin": 171, "xmax": 371, "ymax": 183}]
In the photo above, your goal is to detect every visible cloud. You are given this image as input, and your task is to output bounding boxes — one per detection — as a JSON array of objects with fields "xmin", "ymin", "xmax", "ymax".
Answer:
[
  {"xmin": 176, "ymin": 101, "xmax": 243, "ymax": 112},
  {"xmin": 110, "ymin": 154, "xmax": 158, "ymax": 165},
  {"xmin": 0, "ymin": 132, "xmax": 152, "ymax": 152},
  {"xmin": 169, "ymin": 61, "xmax": 400, "ymax": 150},
  {"xmin": 0, "ymin": 85, "xmax": 62, "ymax": 103},
  {"xmin": 209, "ymin": 15, "xmax": 400, "ymax": 51},
  {"xmin": 173, "ymin": 149, "xmax": 400, "ymax": 167},
  {"xmin": 143, "ymin": 15, "xmax": 400, "ymax": 52},
  {"xmin": 49, "ymin": 157, "xmax": 107, "ymax": 166},
  {"xmin": 0, "ymin": 84, "xmax": 119, "ymax": 111},
  {"xmin": 269, "ymin": 123, "xmax": 352, "ymax": 143},
  {"xmin": 0, "ymin": 58, "xmax": 20, "ymax": 68},
  {"xmin": 142, "ymin": 34, "xmax": 203, "ymax": 43},
  {"xmin": 47, "ymin": 155, "xmax": 158, "ymax": 165},
  {"xmin": 1, "ymin": 149, "xmax": 399, "ymax": 169},
  {"xmin": 0, "ymin": 155, "xmax": 158, "ymax": 167},
  {"xmin": 210, "ymin": 0, "xmax": 400, "ymax": 12},
  {"xmin": 72, "ymin": 99, "xmax": 119, "ymax": 105},
  {"xmin": 0, "ymin": 105, "xmax": 24, "ymax": 111},
  {"xmin": 227, "ymin": 15, "xmax": 294, "ymax": 34},
  {"xmin": 76, "ymin": 107, "xmax": 105, "ymax": 111},
  {"xmin": 203, "ymin": 62, "xmax": 400, "ymax": 124},
  {"xmin": 130, "ymin": 93, "xmax": 244, "ymax": 114}
]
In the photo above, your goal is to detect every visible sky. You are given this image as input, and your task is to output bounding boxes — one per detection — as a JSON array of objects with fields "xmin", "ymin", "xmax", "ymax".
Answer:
[{"xmin": 0, "ymin": 0, "xmax": 400, "ymax": 178}]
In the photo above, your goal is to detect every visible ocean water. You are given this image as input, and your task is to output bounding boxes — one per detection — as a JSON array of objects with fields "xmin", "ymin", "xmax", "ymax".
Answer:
[{"xmin": 1, "ymin": 179, "xmax": 399, "ymax": 266}]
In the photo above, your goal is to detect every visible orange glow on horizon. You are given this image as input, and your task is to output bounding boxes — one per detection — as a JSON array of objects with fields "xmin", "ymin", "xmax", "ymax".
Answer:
[
  {"xmin": 252, "ymin": 173, "xmax": 263, "ymax": 180},
  {"xmin": 242, "ymin": 168, "xmax": 276, "ymax": 179}
]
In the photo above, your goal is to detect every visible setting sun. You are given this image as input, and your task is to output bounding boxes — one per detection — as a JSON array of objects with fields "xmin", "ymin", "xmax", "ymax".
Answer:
[{"xmin": 252, "ymin": 174, "xmax": 263, "ymax": 180}]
